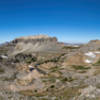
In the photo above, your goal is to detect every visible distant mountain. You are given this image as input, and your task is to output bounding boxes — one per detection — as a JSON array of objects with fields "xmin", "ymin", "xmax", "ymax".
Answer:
[{"xmin": 10, "ymin": 35, "xmax": 63, "ymax": 55}]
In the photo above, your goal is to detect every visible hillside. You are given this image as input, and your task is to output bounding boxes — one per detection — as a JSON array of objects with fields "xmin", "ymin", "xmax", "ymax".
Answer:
[
  {"xmin": 7, "ymin": 35, "xmax": 64, "ymax": 55},
  {"xmin": 0, "ymin": 35, "xmax": 100, "ymax": 100}
]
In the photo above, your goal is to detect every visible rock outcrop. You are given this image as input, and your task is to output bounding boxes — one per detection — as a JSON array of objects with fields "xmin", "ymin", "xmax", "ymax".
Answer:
[
  {"xmin": 10, "ymin": 35, "xmax": 62, "ymax": 55},
  {"xmin": 80, "ymin": 40, "xmax": 100, "ymax": 52}
]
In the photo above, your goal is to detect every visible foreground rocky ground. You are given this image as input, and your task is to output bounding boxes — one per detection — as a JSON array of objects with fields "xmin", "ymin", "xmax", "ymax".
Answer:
[{"xmin": 0, "ymin": 35, "xmax": 100, "ymax": 100}]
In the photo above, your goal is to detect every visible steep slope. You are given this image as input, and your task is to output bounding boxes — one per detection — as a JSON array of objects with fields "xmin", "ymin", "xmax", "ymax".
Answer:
[{"xmin": 11, "ymin": 35, "xmax": 63, "ymax": 55}]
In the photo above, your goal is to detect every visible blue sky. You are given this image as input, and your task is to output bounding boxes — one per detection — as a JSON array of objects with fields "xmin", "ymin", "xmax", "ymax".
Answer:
[{"xmin": 0, "ymin": 0, "xmax": 100, "ymax": 43}]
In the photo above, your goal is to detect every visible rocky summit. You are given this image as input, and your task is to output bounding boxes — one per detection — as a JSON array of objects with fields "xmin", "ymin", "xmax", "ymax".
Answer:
[{"xmin": 0, "ymin": 35, "xmax": 100, "ymax": 100}]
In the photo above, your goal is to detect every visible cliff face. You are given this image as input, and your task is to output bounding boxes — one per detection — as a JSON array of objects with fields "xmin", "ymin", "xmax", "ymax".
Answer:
[
  {"xmin": 10, "ymin": 35, "xmax": 62, "ymax": 55},
  {"xmin": 12, "ymin": 35, "xmax": 57, "ymax": 44}
]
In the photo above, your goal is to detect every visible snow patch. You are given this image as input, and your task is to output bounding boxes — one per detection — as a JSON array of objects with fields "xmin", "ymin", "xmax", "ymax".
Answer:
[
  {"xmin": 29, "ymin": 65, "xmax": 33, "ymax": 68},
  {"xmin": 73, "ymin": 45, "xmax": 79, "ymax": 47},
  {"xmin": 85, "ymin": 59, "xmax": 93, "ymax": 63},
  {"xmin": 1, "ymin": 55, "xmax": 8, "ymax": 59},
  {"xmin": 84, "ymin": 52, "xmax": 96, "ymax": 58},
  {"xmin": 94, "ymin": 51, "xmax": 100, "ymax": 54}
]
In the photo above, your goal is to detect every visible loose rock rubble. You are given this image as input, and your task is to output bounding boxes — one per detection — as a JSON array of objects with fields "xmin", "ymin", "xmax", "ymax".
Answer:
[{"xmin": 0, "ymin": 35, "xmax": 100, "ymax": 100}]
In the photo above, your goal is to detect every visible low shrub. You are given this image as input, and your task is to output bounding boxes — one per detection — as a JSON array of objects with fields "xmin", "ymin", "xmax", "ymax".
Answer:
[
  {"xmin": 72, "ymin": 65, "xmax": 90, "ymax": 70},
  {"xmin": 0, "ymin": 68, "xmax": 5, "ymax": 74},
  {"xmin": 93, "ymin": 60, "xmax": 100, "ymax": 66}
]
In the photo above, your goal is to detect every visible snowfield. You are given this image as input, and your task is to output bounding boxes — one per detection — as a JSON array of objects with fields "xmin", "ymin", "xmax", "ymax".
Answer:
[
  {"xmin": 85, "ymin": 59, "xmax": 93, "ymax": 63},
  {"xmin": 94, "ymin": 51, "xmax": 100, "ymax": 54},
  {"xmin": 84, "ymin": 52, "xmax": 96, "ymax": 58}
]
